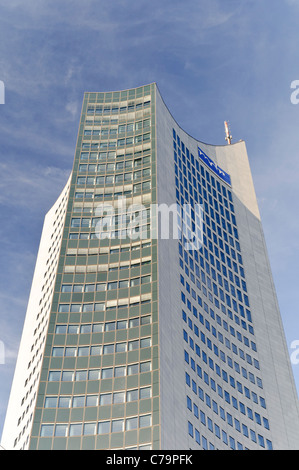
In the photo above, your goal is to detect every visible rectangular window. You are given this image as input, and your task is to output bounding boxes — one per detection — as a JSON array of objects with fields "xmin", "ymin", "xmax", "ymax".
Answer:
[
  {"xmin": 86, "ymin": 395, "xmax": 98, "ymax": 407},
  {"xmin": 114, "ymin": 366, "xmax": 126, "ymax": 377},
  {"xmin": 126, "ymin": 417, "xmax": 138, "ymax": 431},
  {"xmin": 139, "ymin": 415, "xmax": 151, "ymax": 428},
  {"xmin": 69, "ymin": 424, "xmax": 82, "ymax": 436},
  {"xmin": 75, "ymin": 370, "xmax": 87, "ymax": 381},
  {"xmin": 98, "ymin": 421, "xmax": 110, "ymax": 434},
  {"xmin": 58, "ymin": 397, "xmax": 71, "ymax": 408},
  {"xmin": 44, "ymin": 397, "xmax": 58, "ymax": 408},
  {"xmin": 188, "ymin": 421, "xmax": 194, "ymax": 438},
  {"xmin": 72, "ymin": 396, "xmax": 85, "ymax": 408},
  {"xmin": 88, "ymin": 369, "xmax": 100, "ymax": 380},
  {"xmin": 111, "ymin": 419, "xmax": 124, "ymax": 433},
  {"xmin": 40, "ymin": 425, "xmax": 54, "ymax": 437},
  {"xmin": 100, "ymin": 393, "xmax": 112, "ymax": 406},
  {"xmin": 101, "ymin": 368, "xmax": 113, "ymax": 379},
  {"xmin": 61, "ymin": 371, "xmax": 74, "ymax": 382},
  {"xmin": 83, "ymin": 423, "xmax": 96, "ymax": 436}
]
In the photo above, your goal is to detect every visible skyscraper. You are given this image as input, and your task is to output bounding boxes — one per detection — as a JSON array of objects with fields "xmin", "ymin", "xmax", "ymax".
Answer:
[{"xmin": 2, "ymin": 83, "xmax": 299, "ymax": 450}]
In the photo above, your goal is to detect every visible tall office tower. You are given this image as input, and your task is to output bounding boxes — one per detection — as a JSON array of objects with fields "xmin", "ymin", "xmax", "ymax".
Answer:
[{"xmin": 2, "ymin": 84, "xmax": 299, "ymax": 451}]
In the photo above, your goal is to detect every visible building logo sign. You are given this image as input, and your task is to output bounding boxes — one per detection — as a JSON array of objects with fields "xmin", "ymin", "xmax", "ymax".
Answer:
[{"xmin": 198, "ymin": 146, "xmax": 231, "ymax": 185}]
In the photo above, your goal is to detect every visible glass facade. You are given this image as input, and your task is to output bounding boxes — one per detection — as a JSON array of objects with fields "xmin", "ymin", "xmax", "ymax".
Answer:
[
  {"xmin": 173, "ymin": 131, "xmax": 272, "ymax": 450},
  {"xmin": 29, "ymin": 84, "xmax": 160, "ymax": 451}
]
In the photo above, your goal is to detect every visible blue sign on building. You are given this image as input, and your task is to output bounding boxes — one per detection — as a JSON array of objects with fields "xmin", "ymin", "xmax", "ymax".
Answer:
[{"xmin": 198, "ymin": 146, "xmax": 231, "ymax": 185}]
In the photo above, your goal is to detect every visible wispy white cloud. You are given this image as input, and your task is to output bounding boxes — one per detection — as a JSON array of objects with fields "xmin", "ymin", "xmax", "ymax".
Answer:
[{"xmin": 0, "ymin": 161, "xmax": 70, "ymax": 210}]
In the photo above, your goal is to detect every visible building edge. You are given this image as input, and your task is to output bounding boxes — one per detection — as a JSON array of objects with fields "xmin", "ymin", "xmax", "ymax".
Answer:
[{"xmin": 1, "ymin": 175, "xmax": 71, "ymax": 450}]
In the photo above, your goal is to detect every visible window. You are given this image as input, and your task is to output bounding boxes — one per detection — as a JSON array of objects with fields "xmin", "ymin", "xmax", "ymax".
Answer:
[
  {"xmin": 75, "ymin": 370, "xmax": 87, "ymax": 381},
  {"xmin": 65, "ymin": 347, "xmax": 77, "ymax": 357},
  {"xmin": 129, "ymin": 318, "xmax": 139, "ymax": 328},
  {"xmin": 117, "ymin": 320, "xmax": 127, "ymax": 330},
  {"xmin": 61, "ymin": 285, "xmax": 72, "ymax": 293},
  {"xmin": 128, "ymin": 364, "xmax": 139, "ymax": 375},
  {"xmin": 116, "ymin": 342, "xmax": 127, "ymax": 353},
  {"xmin": 80, "ymin": 324, "xmax": 91, "ymax": 334},
  {"xmin": 73, "ymin": 285, "xmax": 83, "ymax": 293},
  {"xmin": 86, "ymin": 395, "xmax": 98, "ymax": 407},
  {"xmin": 100, "ymin": 394, "xmax": 112, "ymax": 406},
  {"xmin": 127, "ymin": 389, "xmax": 138, "ymax": 402},
  {"xmin": 114, "ymin": 366, "xmax": 126, "ymax": 377},
  {"xmin": 55, "ymin": 424, "xmax": 68, "ymax": 437},
  {"xmin": 215, "ymin": 424, "xmax": 220, "ymax": 439},
  {"xmin": 140, "ymin": 337, "xmax": 151, "ymax": 348},
  {"xmin": 85, "ymin": 284, "xmax": 95, "ymax": 292},
  {"xmin": 129, "ymin": 340, "xmax": 139, "ymax": 351},
  {"xmin": 96, "ymin": 283, "xmax": 106, "ymax": 291},
  {"xmin": 258, "ymin": 434, "xmax": 265, "ymax": 448},
  {"xmin": 62, "ymin": 371, "xmax": 74, "ymax": 382},
  {"xmin": 52, "ymin": 347, "xmax": 64, "ymax": 357},
  {"xmin": 48, "ymin": 371, "xmax": 61, "ymax": 382},
  {"xmin": 78, "ymin": 347, "xmax": 89, "ymax": 357},
  {"xmin": 44, "ymin": 397, "xmax": 58, "ymax": 408},
  {"xmin": 88, "ymin": 369, "xmax": 100, "ymax": 380},
  {"xmin": 250, "ymin": 429, "xmax": 257, "ymax": 443},
  {"xmin": 98, "ymin": 421, "xmax": 110, "ymax": 434},
  {"xmin": 130, "ymin": 277, "xmax": 140, "ymax": 287},
  {"xmin": 126, "ymin": 417, "xmax": 138, "ymax": 431},
  {"xmin": 101, "ymin": 368, "xmax": 113, "ymax": 379},
  {"xmin": 140, "ymin": 387, "xmax": 151, "ymax": 399},
  {"xmin": 140, "ymin": 415, "xmax": 151, "ymax": 428},
  {"xmin": 72, "ymin": 396, "xmax": 85, "ymax": 408},
  {"xmin": 58, "ymin": 304, "xmax": 70, "ymax": 313},
  {"xmin": 140, "ymin": 361, "xmax": 151, "ymax": 373},
  {"xmin": 111, "ymin": 419, "xmax": 124, "ymax": 433},
  {"xmin": 105, "ymin": 322, "xmax": 116, "ymax": 332},
  {"xmin": 91, "ymin": 346, "xmax": 102, "ymax": 356},
  {"xmin": 40, "ymin": 425, "xmax": 54, "ymax": 437},
  {"xmin": 103, "ymin": 344, "xmax": 114, "ymax": 355},
  {"xmin": 113, "ymin": 392, "xmax": 125, "ymax": 404},
  {"xmin": 83, "ymin": 423, "xmax": 96, "ymax": 436},
  {"xmin": 69, "ymin": 325, "xmax": 80, "ymax": 334},
  {"xmin": 119, "ymin": 280, "xmax": 129, "ymax": 289}
]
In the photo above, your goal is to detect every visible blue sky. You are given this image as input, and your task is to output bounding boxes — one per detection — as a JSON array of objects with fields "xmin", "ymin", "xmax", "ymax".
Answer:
[{"xmin": 1, "ymin": 0, "xmax": 299, "ymax": 438}]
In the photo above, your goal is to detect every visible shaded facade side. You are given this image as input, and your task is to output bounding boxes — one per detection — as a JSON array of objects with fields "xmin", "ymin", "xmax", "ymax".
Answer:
[{"xmin": 155, "ymin": 85, "xmax": 299, "ymax": 450}]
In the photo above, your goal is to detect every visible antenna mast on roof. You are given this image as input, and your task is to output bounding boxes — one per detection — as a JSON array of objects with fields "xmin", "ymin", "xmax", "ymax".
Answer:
[{"xmin": 224, "ymin": 121, "xmax": 232, "ymax": 145}]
